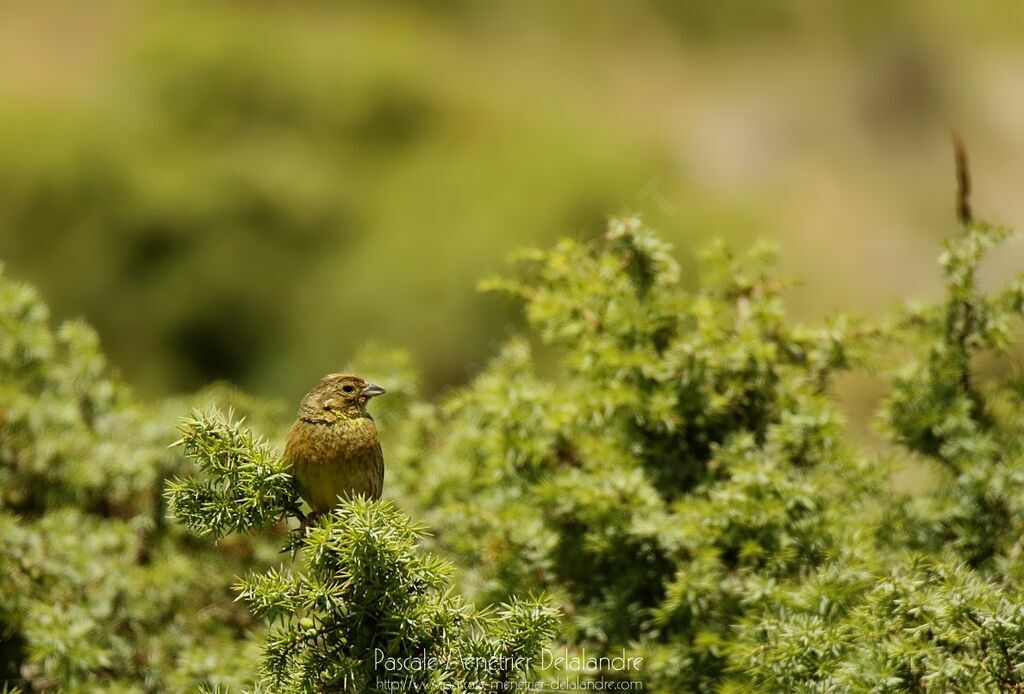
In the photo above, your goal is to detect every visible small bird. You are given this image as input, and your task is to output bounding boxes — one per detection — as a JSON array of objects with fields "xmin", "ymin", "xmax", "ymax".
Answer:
[{"xmin": 284, "ymin": 373, "xmax": 386, "ymax": 518}]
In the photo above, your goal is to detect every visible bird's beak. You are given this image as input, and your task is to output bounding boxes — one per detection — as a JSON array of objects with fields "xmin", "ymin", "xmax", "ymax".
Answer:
[{"xmin": 361, "ymin": 383, "xmax": 386, "ymax": 398}]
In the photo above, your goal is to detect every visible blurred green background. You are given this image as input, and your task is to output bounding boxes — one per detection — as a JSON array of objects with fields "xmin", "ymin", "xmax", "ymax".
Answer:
[{"xmin": 1, "ymin": 0, "xmax": 1022, "ymax": 404}]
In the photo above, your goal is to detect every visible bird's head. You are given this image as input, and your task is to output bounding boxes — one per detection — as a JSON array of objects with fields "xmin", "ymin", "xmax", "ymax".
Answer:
[{"xmin": 297, "ymin": 373, "xmax": 386, "ymax": 422}]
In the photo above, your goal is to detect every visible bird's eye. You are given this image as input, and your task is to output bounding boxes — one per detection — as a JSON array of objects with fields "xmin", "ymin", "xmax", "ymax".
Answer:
[{"xmin": 342, "ymin": 385, "xmax": 356, "ymax": 394}]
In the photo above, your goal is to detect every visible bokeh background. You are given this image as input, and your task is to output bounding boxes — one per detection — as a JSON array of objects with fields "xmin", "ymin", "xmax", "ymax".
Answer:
[{"xmin": 1, "ymin": 0, "xmax": 1023, "ymax": 406}]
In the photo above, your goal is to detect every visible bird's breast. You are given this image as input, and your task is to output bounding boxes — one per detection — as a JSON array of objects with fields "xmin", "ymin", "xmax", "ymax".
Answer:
[
  {"xmin": 286, "ymin": 417, "xmax": 380, "ymax": 463},
  {"xmin": 285, "ymin": 416, "xmax": 384, "ymax": 512}
]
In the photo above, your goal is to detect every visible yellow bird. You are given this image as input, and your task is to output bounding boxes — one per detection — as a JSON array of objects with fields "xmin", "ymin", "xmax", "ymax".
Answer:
[{"xmin": 284, "ymin": 373, "xmax": 386, "ymax": 516}]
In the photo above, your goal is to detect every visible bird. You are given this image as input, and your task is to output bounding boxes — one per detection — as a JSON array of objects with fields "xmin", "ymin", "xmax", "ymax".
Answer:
[{"xmin": 284, "ymin": 373, "xmax": 386, "ymax": 520}]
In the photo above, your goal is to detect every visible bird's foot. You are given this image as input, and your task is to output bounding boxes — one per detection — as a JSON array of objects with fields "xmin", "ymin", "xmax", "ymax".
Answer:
[
  {"xmin": 283, "ymin": 510, "xmax": 320, "ymax": 553},
  {"xmin": 296, "ymin": 511, "xmax": 322, "ymax": 537}
]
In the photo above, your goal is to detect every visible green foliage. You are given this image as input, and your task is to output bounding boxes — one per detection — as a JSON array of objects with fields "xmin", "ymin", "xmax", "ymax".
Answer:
[
  {"xmin": 7, "ymin": 210, "xmax": 1024, "ymax": 692},
  {"xmin": 390, "ymin": 217, "xmax": 1024, "ymax": 690},
  {"xmin": 0, "ymin": 265, "xmax": 262, "ymax": 691},
  {"xmin": 724, "ymin": 220, "xmax": 1024, "ymax": 690},
  {"xmin": 733, "ymin": 557, "xmax": 1024, "ymax": 691},
  {"xmin": 167, "ymin": 409, "xmax": 302, "ymax": 538},
  {"xmin": 392, "ymin": 217, "xmax": 875, "ymax": 689},
  {"xmin": 167, "ymin": 415, "xmax": 558, "ymax": 693},
  {"xmin": 876, "ymin": 222, "xmax": 1024, "ymax": 566}
]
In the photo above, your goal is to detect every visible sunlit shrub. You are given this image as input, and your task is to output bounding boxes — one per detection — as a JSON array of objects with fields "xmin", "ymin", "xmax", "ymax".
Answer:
[
  {"xmin": 5, "ymin": 213, "xmax": 1024, "ymax": 691},
  {"xmin": 390, "ymin": 218, "xmax": 1024, "ymax": 690}
]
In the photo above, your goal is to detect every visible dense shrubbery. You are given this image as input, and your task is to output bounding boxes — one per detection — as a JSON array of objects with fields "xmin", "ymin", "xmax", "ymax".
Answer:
[
  {"xmin": 167, "ymin": 410, "xmax": 557, "ymax": 693},
  {"xmin": 387, "ymin": 217, "xmax": 1024, "ymax": 690},
  {"xmin": 0, "ymin": 266, "xmax": 265, "ymax": 691},
  {"xmin": 3, "ymin": 213, "xmax": 1024, "ymax": 691},
  {"xmin": 387, "ymin": 218, "xmax": 876, "ymax": 689}
]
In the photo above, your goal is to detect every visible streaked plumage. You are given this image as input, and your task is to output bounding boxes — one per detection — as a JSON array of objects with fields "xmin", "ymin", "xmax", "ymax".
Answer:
[{"xmin": 284, "ymin": 373, "xmax": 385, "ymax": 514}]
